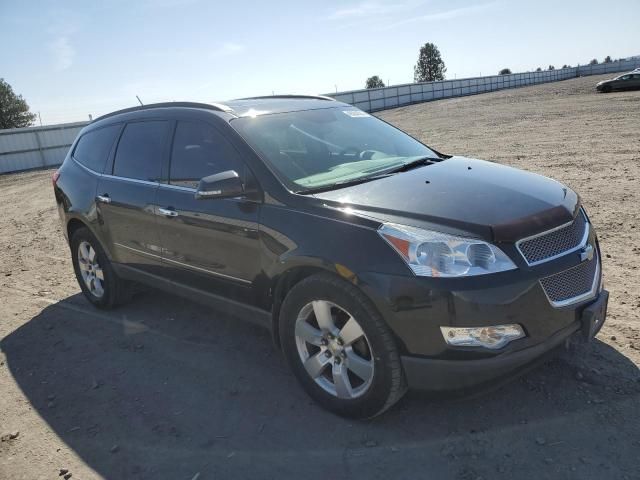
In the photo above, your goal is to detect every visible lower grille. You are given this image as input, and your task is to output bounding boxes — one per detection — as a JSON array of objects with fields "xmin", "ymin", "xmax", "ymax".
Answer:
[{"xmin": 539, "ymin": 253, "xmax": 599, "ymax": 307}]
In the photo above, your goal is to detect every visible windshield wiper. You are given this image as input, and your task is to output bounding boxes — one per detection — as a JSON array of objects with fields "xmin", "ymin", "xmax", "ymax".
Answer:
[
  {"xmin": 296, "ymin": 172, "xmax": 394, "ymax": 195},
  {"xmin": 296, "ymin": 156, "xmax": 441, "ymax": 195},
  {"xmin": 380, "ymin": 156, "xmax": 440, "ymax": 174}
]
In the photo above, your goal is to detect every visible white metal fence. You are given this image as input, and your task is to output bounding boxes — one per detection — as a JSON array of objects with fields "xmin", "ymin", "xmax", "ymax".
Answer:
[
  {"xmin": 1, "ymin": 58, "xmax": 638, "ymax": 175},
  {"xmin": 328, "ymin": 58, "xmax": 640, "ymax": 112},
  {"xmin": 0, "ymin": 122, "xmax": 88, "ymax": 174}
]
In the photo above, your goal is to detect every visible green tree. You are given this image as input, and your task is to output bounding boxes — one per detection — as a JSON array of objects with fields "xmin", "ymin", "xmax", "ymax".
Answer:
[
  {"xmin": 413, "ymin": 43, "xmax": 446, "ymax": 82},
  {"xmin": 365, "ymin": 75, "xmax": 385, "ymax": 89},
  {"xmin": 548, "ymin": 65, "xmax": 555, "ymax": 70},
  {"xmin": 603, "ymin": 55, "xmax": 612, "ymax": 63},
  {"xmin": 562, "ymin": 64, "xmax": 571, "ymax": 68},
  {"xmin": 589, "ymin": 58, "xmax": 598, "ymax": 65},
  {"xmin": 536, "ymin": 67, "xmax": 542, "ymax": 72},
  {"xmin": 0, "ymin": 79, "xmax": 36, "ymax": 129},
  {"xmin": 499, "ymin": 68, "xmax": 512, "ymax": 75}
]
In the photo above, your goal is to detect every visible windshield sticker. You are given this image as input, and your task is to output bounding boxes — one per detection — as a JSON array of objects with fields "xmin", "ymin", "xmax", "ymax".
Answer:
[{"xmin": 343, "ymin": 110, "xmax": 370, "ymax": 118}]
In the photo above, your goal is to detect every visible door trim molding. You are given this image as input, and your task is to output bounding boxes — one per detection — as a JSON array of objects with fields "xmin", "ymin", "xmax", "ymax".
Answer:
[
  {"xmin": 114, "ymin": 242, "xmax": 251, "ymax": 285},
  {"xmin": 161, "ymin": 255, "xmax": 252, "ymax": 284},
  {"xmin": 114, "ymin": 242, "xmax": 162, "ymax": 259}
]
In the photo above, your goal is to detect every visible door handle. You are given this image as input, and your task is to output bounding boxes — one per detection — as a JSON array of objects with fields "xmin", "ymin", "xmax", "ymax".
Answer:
[
  {"xmin": 96, "ymin": 194, "xmax": 111, "ymax": 204},
  {"xmin": 158, "ymin": 207, "xmax": 179, "ymax": 217}
]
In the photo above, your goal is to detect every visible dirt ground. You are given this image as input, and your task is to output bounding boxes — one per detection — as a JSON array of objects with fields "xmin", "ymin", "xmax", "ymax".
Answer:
[{"xmin": 1, "ymin": 73, "xmax": 639, "ymax": 479}]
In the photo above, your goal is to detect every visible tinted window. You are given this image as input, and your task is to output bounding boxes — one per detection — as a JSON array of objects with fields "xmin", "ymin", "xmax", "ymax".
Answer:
[
  {"xmin": 113, "ymin": 121, "xmax": 168, "ymax": 181},
  {"xmin": 169, "ymin": 121, "xmax": 243, "ymax": 189},
  {"xmin": 73, "ymin": 125, "xmax": 120, "ymax": 173}
]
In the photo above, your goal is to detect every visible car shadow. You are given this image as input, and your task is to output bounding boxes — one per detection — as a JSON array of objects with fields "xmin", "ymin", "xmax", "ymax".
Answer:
[{"xmin": 2, "ymin": 291, "xmax": 639, "ymax": 479}]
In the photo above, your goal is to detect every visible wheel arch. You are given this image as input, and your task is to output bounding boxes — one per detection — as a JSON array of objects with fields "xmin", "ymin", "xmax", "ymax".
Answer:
[
  {"xmin": 270, "ymin": 265, "xmax": 327, "ymax": 349},
  {"xmin": 67, "ymin": 217, "xmax": 88, "ymax": 241},
  {"xmin": 269, "ymin": 259, "xmax": 365, "ymax": 348},
  {"xmin": 66, "ymin": 217, "xmax": 113, "ymax": 260}
]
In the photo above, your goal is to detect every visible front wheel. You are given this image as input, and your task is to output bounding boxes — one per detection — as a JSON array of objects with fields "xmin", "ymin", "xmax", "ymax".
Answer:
[{"xmin": 279, "ymin": 273, "xmax": 406, "ymax": 418}]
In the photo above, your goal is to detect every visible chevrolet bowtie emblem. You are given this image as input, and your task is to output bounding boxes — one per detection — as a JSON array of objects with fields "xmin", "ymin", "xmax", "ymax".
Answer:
[{"xmin": 580, "ymin": 244, "xmax": 594, "ymax": 262}]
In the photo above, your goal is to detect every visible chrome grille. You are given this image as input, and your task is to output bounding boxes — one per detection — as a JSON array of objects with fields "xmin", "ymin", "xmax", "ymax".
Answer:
[
  {"xmin": 517, "ymin": 211, "xmax": 588, "ymax": 265},
  {"xmin": 539, "ymin": 253, "xmax": 599, "ymax": 307}
]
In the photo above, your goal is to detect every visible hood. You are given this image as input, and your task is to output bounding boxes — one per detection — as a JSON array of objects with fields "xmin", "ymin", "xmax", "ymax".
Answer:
[{"xmin": 312, "ymin": 156, "xmax": 579, "ymax": 243}]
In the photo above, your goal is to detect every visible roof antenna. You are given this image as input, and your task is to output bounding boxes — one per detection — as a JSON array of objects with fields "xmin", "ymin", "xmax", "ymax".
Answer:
[{"xmin": 136, "ymin": 95, "xmax": 144, "ymax": 106}]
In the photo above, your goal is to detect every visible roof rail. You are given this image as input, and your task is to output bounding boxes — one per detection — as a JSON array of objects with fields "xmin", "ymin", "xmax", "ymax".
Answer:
[
  {"xmin": 232, "ymin": 94, "xmax": 336, "ymax": 102},
  {"xmin": 91, "ymin": 101, "xmax": 233, "ymax": 124}
]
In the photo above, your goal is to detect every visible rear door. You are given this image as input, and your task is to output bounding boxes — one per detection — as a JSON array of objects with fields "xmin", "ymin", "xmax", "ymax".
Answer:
[
  {"xmin": 155, "ymin": 119, "xmax": 261, "ymax": 303},
  {"xmin": 96, "ymin": 120, "xmax": 170, "ymax": 274}
]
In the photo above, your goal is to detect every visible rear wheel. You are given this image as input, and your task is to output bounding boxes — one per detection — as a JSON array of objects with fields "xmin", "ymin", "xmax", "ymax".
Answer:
[
  {"xmin": 77, "ymin": 240, "xmax": 106, "ymax": 298},
  {"xmin": 279, "ymin": 273, "xmax": 406, "ymax": 418},
  {"xmin": 70, "ymin": 227, "xmax": 132, "ymax": 309}
]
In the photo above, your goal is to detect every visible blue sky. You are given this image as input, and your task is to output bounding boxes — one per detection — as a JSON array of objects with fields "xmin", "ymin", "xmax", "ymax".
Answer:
[{"xmin": 1, "ymin": 0, "xmax": 638, "ymax": 124}]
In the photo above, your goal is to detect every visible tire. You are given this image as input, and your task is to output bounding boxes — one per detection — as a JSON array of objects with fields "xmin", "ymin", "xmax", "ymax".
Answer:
[
  {"xmin": 70, "ymin": 226, "xmax": 132, "ymax": 309},
  {"xmin": 601, "ymin": 85, "xmax": 611, "ymax": 93},
  {"xmin": 279, "ymin": 273, "xmax": 407, "ymax": 418}
]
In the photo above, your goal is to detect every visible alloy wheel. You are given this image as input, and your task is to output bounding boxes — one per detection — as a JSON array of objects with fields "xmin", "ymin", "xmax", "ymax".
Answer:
[
  {"xmin": 77, "ymin": 241, "xmax": 105, "ymax": 298},
  {"xmin": 295, "ymin": 300, "xmax": 374, "ymax": 399}
]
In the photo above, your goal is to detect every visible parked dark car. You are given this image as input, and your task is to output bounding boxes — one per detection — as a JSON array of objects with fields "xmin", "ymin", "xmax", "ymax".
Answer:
[
  {"xmin": 596, "ymin": 72, "xmax": 640, "ymax": 92},
  {"xmin": 53, "ymin": 98, "xmax": 608, "ymax": 418}
]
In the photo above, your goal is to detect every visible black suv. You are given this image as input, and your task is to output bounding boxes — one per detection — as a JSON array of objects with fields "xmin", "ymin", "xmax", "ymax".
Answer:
[{"xmin": 53, "ymin": 97, "xmax": 608, "ymax": 418}]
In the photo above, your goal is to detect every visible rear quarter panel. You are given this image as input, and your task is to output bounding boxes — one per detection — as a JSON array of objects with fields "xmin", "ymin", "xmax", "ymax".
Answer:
[{"xmin": 54, "ymin": 154, "xmax": 101, "ymax": 245}]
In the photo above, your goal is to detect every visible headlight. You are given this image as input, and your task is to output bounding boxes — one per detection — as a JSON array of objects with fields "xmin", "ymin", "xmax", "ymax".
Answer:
[{"xmin": 379, "ymin": 223, "xmax": 517, "ymax": 277}]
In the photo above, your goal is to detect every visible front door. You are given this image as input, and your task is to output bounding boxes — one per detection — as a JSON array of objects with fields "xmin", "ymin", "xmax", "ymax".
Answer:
[{"xmin": 155, "ymin": 120, "xmax": 261, "ymax": 304}]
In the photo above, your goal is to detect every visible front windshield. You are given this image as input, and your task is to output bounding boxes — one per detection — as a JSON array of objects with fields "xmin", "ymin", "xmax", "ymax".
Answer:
[{"xmin": 231, "ymin": 107, "xmax": 438, "ymax": 192}]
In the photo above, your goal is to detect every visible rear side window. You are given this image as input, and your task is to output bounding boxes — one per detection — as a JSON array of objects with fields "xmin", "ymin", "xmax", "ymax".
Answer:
[
  {"xmin": 169, "ymin": 121, "xmax": 244, "ymax": 189},
  {"xmin": 73, "ymin": 125, "xmax": 120, "ymax": 173},
  {"xmin": 113, "ymin": 121, "xmax": 169, "ymax": 181}
]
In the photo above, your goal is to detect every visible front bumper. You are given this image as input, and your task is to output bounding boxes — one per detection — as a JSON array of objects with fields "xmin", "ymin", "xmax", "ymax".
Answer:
[
  {"xmin": 356, "ymin": 222, "xmax": 605, "ymax": 391},
  {"xmin": 401, "ymin": 290, "xmax": 608, "ymax": 391}
]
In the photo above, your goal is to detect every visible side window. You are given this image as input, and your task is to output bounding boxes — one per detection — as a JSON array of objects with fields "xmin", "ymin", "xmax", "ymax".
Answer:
[
  {"xmin": 72, "ymin": 125, "xmax": 120, "ymax": 173},
  {"xmin": 113, "ymin": 121, "xmax": 169, "ymax": 181},
  {"xmin": 169, "ymin": 121, "xmax": 244, "ymax": 189}
]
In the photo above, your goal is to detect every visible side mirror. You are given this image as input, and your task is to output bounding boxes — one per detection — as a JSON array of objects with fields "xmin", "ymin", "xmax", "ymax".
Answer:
[{"xmin": 195, "ymin": 170, "xmax": 244, "ymax": 200}]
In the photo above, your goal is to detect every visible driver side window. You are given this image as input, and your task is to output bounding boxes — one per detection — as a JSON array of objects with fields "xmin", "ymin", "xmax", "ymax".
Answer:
[{"xmin": 169, "ymin": 121, "xmax": 244, "ymax": 189}]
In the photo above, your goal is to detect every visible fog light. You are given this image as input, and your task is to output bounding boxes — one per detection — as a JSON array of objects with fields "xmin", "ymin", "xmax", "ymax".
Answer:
[{"xmin": 440, "ymin": 324, "xmax": 525, "ymax": 349}]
